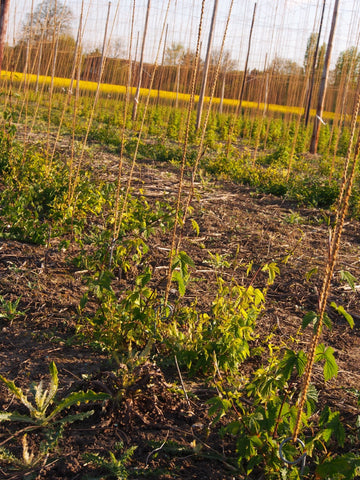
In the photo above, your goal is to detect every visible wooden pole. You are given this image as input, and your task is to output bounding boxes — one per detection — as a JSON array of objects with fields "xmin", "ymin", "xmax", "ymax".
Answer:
[
  {"xmin": 0, "ymin": 0, "xmax": 10, "ymax": 72},
  {"xmin": 195, "ymin": 0, "xmax": 219, "ymax": 130},
  {"xmin": 236, "ymin": 2, "xmax": 257, "ymax": 116},
  {"xmin": 132, "ymin": 0, "xmax": 151, "ymax": 121},
  {"xmin": 310, "ymin": 0, "xmax": 340, "ymax": 154},
  {"xmin": 304, "ymin": 0, "xmax": 326, "ymax": 126}
]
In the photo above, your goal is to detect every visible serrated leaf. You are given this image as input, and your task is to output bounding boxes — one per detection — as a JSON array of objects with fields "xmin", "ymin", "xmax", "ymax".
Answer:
[
  {"xmin": 48, "ymin": 361, "xmax": 59, "ymax": 401},
  {"xmin": 315, "ymin": 344, "xmax": 338, "ymax": 381},
  {"xmin": 57, "ymin": 409, "xmax": 95, "ymax": 424},
  {"xmin": 305, "ymin": 267, "xmax": 318, "ymax": 281},
  {"xmin": 323, "ymin": 312, "xmax": 333, "ymax": 331},
  {"xmin": 324, "ymin": 352, "xmax": 338, "ymax": 382},
  {"xmin": 330, "ymin": 302, "xmax": 354, "ymax": 329},
  {"xmin": 254, "ymin": 289, "xmax": 265, "ymax": 306},
  {"xmin": 249, "ymin": 435, "xmax": 263, "ymax": 448},
  {"xmin": 261, "ymin": 262, "xmax": 280, "ymax": 285},
  {"xmin": 0, "ymin": 446, "xmax": 19, "ymax": 464},
  {"xmin": 0, "ymin": 411, "xmax": 36, "ymax": 423},
  {"xmin": 280, "ymin": 349, "xmax": 307, "ymax": 380},
  {"xmin": 34, "ymin": 381, "xmax": 48, "ymax": 412},
  {"xmin": 226, "ymin": 420, "xmax": 241, "ymax": 435},
  {"xmin": 302, "ymin": 311, "xmax": 317, "ymax": 330},
  {"xmin": 172, "ymin": 270, "xmax": 186, "ymax": 296},
  {"xmin": 79, "ymin": 293, "xmax": 88, "ymax": 310},
  {"xmin": 326, "ymin": 411, "xmax": 345, "ymax": 447},
  {"xmin": 178, "ymin": 251, "xmax": 195, "ymax": 267},
  {"xmin": 207, "ymin": 397, "xmax": 232, "ymax": 424},
  {"xmin": 0, "ymin": 375, "xmax": 34, "ymax": 413},
  {"xmin": 316, "ymin": 454, "xmax": 360, "ymax": 478},
  {"xmin": 191, "ymin": 219, "xmax": 200, "ymax": 236},
  {"xmin": 47, "ymin": 391, "xmax": 110, "ymax": 423},
  {"xmin": 305, "ymin": 383, "xmax": 318, "ymax": 415},
  {"xmin": 340, "ymin": 270, "xmax": 357, "ymax": 292}
]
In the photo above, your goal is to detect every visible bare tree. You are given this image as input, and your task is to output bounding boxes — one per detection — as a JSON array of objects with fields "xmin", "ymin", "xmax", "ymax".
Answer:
[
  {"xmin": 108, "ymin": 37, "xmax": 125, "ymax": 59},
  {"xmin": 164, "ymin": 42, "xmax": 184, "ymax": 65}
]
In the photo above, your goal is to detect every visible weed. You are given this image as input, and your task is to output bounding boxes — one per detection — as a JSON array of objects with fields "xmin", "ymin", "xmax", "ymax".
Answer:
[
  {"xmin": 0, "ymin": 431, "xmax": 61, "ymax": 471},
  {"xmin": 0, "ymin": 295, "xmax": 26, "ymax": 326},
  {"xmin": 283, "ymin": 210, "xmax": 304, "ymax": 225},
  {"xmin": 83, "ymin": 442, "xmax": 137, "ymax": 479},
  {"xmin": 0, "ymin": 361, "xmax": 109, "ymax": 426}
]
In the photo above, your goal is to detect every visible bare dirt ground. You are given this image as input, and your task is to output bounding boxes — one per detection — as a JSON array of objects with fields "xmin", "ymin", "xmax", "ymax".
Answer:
[{"xmin": 1, "ymin": 147, "xmax": 360, "ymax": 479}]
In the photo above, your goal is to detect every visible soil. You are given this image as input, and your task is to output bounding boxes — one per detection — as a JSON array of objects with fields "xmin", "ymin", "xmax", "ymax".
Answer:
[{"xmin": 1, "ymin": 145, "xmax": 360, "ymax": 479}]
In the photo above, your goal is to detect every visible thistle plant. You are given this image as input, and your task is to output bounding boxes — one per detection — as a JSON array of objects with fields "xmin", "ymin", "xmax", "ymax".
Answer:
[
  {"xmin": 83, "ymin": 442, "xmax": 137, "ymax": 479},
  {"xmin": 0, "ymin": 361, "xmax": 110, "ymax": 426}
]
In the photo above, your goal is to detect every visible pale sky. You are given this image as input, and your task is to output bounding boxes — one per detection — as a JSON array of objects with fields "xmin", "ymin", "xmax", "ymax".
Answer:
[{"xmin": 7, "ymin": 0, "xmax": 360, "ymax": 70}]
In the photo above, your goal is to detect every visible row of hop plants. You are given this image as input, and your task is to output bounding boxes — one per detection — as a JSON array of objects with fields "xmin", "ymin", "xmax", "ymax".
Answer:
[
  {"xmin": 4, "ymin": 70, "xmax": 349, "ymax": 152},
  {"xmin": 9, "ymin": 83, "xmax": 360, "ymax": 217}
]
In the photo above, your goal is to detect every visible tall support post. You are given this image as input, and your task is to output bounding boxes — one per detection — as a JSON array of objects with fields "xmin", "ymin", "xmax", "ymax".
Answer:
[
  {"xmin": 132, "ymin": 0, "xmax": 151, "ymax": 121},
  {"xmin": 304, "ymin": 0, "xmax": 326, "ymax": 126},
  {"xmin": 310, "ymin": 0, "xmax": 340, "ymax": 154},
  {"xmin": 236, "ymin": 2, "xmax": 257, "ymax": 116},
  {"xmin": 0, "ymin": 0, "xmax": 10, "ymax": 72},
  {"xmin": 195, "ymin": 0, "xmax": 219, "ymax": 130}
]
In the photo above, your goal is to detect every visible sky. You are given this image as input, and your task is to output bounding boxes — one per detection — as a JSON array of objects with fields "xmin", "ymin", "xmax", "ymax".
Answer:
[{"xmin": 6, "ymin": 0, "xmax": 360, "ymax": 71}]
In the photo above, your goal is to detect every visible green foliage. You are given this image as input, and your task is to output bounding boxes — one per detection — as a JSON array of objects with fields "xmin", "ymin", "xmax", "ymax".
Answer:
[
  {"xmin": 337, "ymin": 127, "xmax": 351, "ymax": 157},
  {"xmin": 263, "ymin": 144, "xmax": 292, "ymax": 167},
  {"xmin": 2, "ymin": 90, "xmax": 360, "ymax": 480},
  {"xmin": 206, "ymin": 335, "xmax": 352, "ymax": 478},
  {"xmin": 290, "ymin": 177, "xmax": 340, "ymax": 208},
  {"xmin": 0, "ymin": 131, "xmax": 110, "ymax": 244},
  {"xmin": 78, "ymin": 267, "xmax": 157, "ymax": 353},
  {"xmin": 171, "ymin": 250, "xmax": 195, "ymax": 296},
  {"xmin": 167, "ymin": 272, "xmax": 269, "ymax": 373},
  {"xmin": 0, "ymin": 109, "xmax": 18, "ymax": 174},
  {"xmin": 207, "ymin": 344, "xmax": 305, "ymax": 477},
  {"xmin": 316, "ymin": 454, "xmax": 360, "ymax": 480}
]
